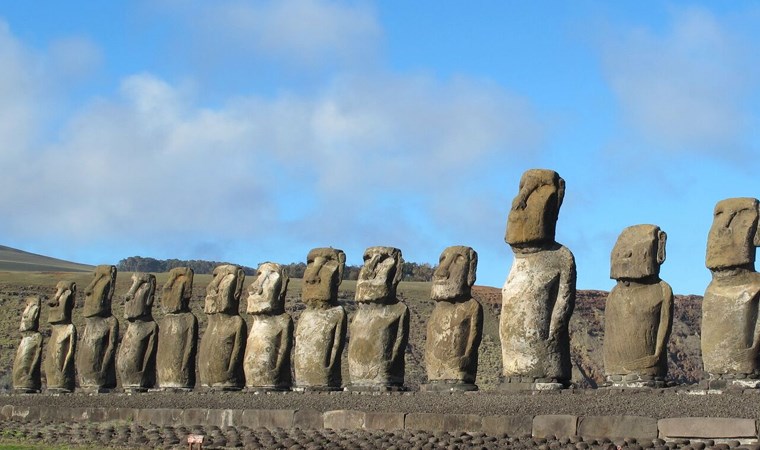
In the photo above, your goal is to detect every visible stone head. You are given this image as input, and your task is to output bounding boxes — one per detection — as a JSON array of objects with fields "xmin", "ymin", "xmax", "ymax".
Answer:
[
  {"xmin": 246, "ymin": 262, "xmax": 288, "ymax": 315},
  {"xmin": 506, "ymin": 169, "xmax": 565, "ymax": 247},
  {"xmin": 355, "ymin": 246, "xmax": 403, "ymax": 304},
  {"xmin": 205, "ymin": 264, "xmax": 245, "ymax": 314},
  {"xmin": 706, "ymin": 198, "xmax": 760, "ymax": 270},
  {"xmin": 161, "ymin": 267, "xmax": 194, "ymax": 314},
  {"xmin": 20, "ymin": 296, "xmax": 41, "ymax": 332},
  {"xmin": 302, "ymin": 247, "xmax": 345, "ymax": 305},
  {"xmin": 49, "ymin": 280, "xmax": 76, "ymax": 324},
  {"xmin": 124, "ymin": 272, "xmax": 156, "ymax": 320},
  {"xmin": 610, "ymin": 224, "xmax": 666, "ymax": 280},
  {"xmin": 83, "ymin": 265, "xmax": 117, "ymax": 318},
  {"xmin": 431, "ymin": 246, "xmax": 477, "ymax": 301}
]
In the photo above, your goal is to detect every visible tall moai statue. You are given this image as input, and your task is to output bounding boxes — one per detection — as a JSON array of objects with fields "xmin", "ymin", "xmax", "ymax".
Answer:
[
  {"xmin": 157, "ymin": 267, "xmax": 198, "ymax": 390},
  {"xmin": 293, "ymin": 248, "xmax": 347, "ymax": 391},
  {"xmin": 500, "ymin": 169, "xmax": 576, "ymax": 390},
  {"xmin": 701, "ymin": 197, "xmax": 760, "ymax": 389},
  {"xmin": 604, "ymin": 224, "xmax": 674, "ymax": 388},
  {"xmin": 13, "ymin": 296, "xmax": 43, "ymax": 393},
  {"xmin": 348, "ymin": 246, "xmax": 410, "ymax": 391},
  {"xmin": 77, "ymin": 265, "xmax": 119, "ymax": 392},
  {"xmin": 243, "ymin": 262, "xmax": 293, "ymax": 391},
  {"xmin": 44, "ymin": 281, "xmax": 77, "ymax": 392},
  {"xmin": 423, "ymin": 246, "xmax": 483, "ymax": 391},
  {"xmin": 117, "ymin": 273, "xmax": 158, "ymax": 392},
  {"xmin": 198, "ymin": 264, "xmax": 247, "ymax": 390}
]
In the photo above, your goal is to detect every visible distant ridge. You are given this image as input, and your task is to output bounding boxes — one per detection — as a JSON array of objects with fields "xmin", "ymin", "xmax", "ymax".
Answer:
[{"xmin": 0, "ymin": 245, "xmax": 94, "ymax": 272}]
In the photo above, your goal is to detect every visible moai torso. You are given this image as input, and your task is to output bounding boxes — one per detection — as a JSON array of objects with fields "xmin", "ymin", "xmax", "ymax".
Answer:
[
  {"xmin": 294, "ymin": 248, "xmax": 347, "ymax": 390},
  {"xmin": 348, "ymin": 247, "xmax": 410, "ymax": 390},
  {"xmin": 44, "ymin": 281, "xmax": 77, "ymax": 392},
  {"xmin": 198, "ymin": 264, "xmax": 246, "ymax": 389},
  {"xmin": 13, "ymin": 297, "xmax": 42, "ymax": 392},
  {"xmin": 77, "ymin": 265, "xmax": 119, "ymax": 391},
  {"xmin": 116, "ymin": 273, "xmax": 158, "ymax": 391},
  {"xmin": 244, "ymin": 262, "xmax": 293, "ymax": 390},
  {"xmin": 500, "ymin": 169, "xmax": 576, "ymax": 386},
  {"xmin": 157, "ymin": 267, "xmax": 198, "ymax": 389}
]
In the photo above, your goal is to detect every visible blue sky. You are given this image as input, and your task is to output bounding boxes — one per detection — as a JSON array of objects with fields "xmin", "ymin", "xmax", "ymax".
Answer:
[{"xmin": 1, "ymin": 1, "xmax": 759, "ymax": 295}]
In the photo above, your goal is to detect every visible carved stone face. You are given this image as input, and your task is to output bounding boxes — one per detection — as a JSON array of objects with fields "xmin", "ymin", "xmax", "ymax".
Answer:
[
  {"xmin": 610, "ymin": 224, "xmax": 666, "ymax": 280},
  {"xmin": 431, "ymin": 246, "xmax": 477, "ymax": 301},
  {"xmin": 505, "ymin": 169, "xmax": 565, "ymax": 247},
  {"xmin": 706, "ymin": 198, "xmax": 760, "ymax": 270},
  {"xmin": 20, "ymin": 296, "xmax": 40, "ymax": 332},
  {"xmin": 355, "ymin": 246, "xmax": 403, "ymax": 303},
  {"xmin": 205, "ymin": 264, "xmax": 245, "ymax": 314},
  {"xmin": 49, "ymin": 280, "xmax": 76, "ymax": 324},
  {"xmin": 302, "ymin": 248, "xmax": 346, "ymax": 304},
  {"xmin": 161, "ymin": 267, "xmax": 194, "ymax": 314},
  {"xmin": 124, "ymin": 273, "xmax": 156, "ymax": 320},
  {"xmin": 246, "ymin": 262, "xmax": 288, "ymax": 314},
  {"xmin": 83, "ymin": 265, "xmax": 117, "ymax": 318}
]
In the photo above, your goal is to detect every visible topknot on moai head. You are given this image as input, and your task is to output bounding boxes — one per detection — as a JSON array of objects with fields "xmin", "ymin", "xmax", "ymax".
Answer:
[
  {"xmin": 506, "ymin": 169, "xmax": 565, "ymax": 247},
  {"xmin": 431, "ymin": 245, "xmax": 478, "ymax": 301},
  {"xmin": 205, "ymin": 264, "xmax": 245, "ymax": 315},
  {"xmin": 49, "ymin": 280, "xmax": 76, "ymax": 324},
  {"xmin": 610, "ymin": 224, "xmax": 667, "ymax": 280},
  {"xmin": 161, "ymin": 267, "xmax": 194, "ymax": 314},
  {"xmin": 124, "ymin": 273, "xmax": 156, "ymax": 320},
  {"xmin": 706, "ymin": 198, "xmax": 760, "ymax": 270},
  {"xmin": 246, "ymin": 262, "xmax": 289, "ymax": 315},
  {"xmin": 355, "ymin": 246, "xmax": 404, "ymax": 304},
  {"xmin": 83, "ymin": 265, "xmax": 117, "ymax": 318},
  {"xmin": 302, "ymin": 247, "xmax": 346, "ymax": 305},
  {"xmin": 20, "ymin": 296, "xmax": 41, "ymax": 332}
]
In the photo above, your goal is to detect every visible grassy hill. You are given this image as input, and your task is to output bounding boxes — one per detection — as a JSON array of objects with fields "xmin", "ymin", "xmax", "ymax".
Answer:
[{"xmin": 0, "ymin": 246, "xmax": 93, "ymax": 272}]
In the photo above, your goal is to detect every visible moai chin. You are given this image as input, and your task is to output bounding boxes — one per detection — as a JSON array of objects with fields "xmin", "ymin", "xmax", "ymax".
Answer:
[
  {"xmin": 243, "ymin": 262, "xmax": 294, "ymax": 391},
  {"xmin": 500, "ymin": 169, "xmax": 576, "ymax": 390},
  {"xmin": 77, "ymin": 265, "xmax": 119, "ymax": 392},
  {"xmin": 157, "ymin": 267, "xmax": 198, "ymax": 390},
  {"xmin": 348, "ymin": 247, "xmax": 410, "ymax": 391},
  {"xmin": 44, "ymin": 281, "xmax": 77, "ymax": 392},
  {"xmin": 423, "ymin": 246, "xmax": 483, "ymax": 391},
  {"xmin": 198, "ymin": 264, "xmax": 246, "ymax": 390},
  {"xmin": 604, "ymin": 224, "xmax": 674, "ymax": 388},
  {"xmin": 117, "ymin": 273, "xmax": 158, "ymax": 392},
  {"xmin": 293, "ymin": 247, "xmax": 347, "ymax": 391},
  {"xmin": 13, "ymin": 297, "xmax": 43, "ymax": 393},
  {"xmin": 701, "ymin": 197, "xmax": 760, "ymax": 389}
]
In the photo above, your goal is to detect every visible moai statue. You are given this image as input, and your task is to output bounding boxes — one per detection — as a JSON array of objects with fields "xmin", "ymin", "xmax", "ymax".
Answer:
[
  {"xmin": 44, "ymin": 281, "xmax": 77, "ymax": 392},
  {"xmin": 77, "ymin": 265, "xmax": 119, "ymax": 392},
  {"xmin": 157, "ymin": 267, "xmax": 198, "ymax": 390},
  {"xmin": 500, "ymin": 169, "xmax": 576, "ymax": 390},
  {"xmin": 116, "ymin": 273, "xmax": 158, "ymax": 392},
  {"xmin": 348, "ymin": 246, "xmax": 410, "ymax": 391},
  {"xmin": 198, "ymin": 264, "xmax": 247, "ymax": 390},
  {"xmin": 243, "ymin": 262, "xmax": 293, "ymax": 391},
  {"xmin": 293, "ymin": 248, "xmax": 347, "ymax": 391},
  {"xmin": 701, "ymin": 197, "xmax": 760, "ymax": 389},
  {"xmin": 604, "ymin": 224, "xmax": 674, "ymax": 387},
  {"xmin": 13, "ymin": 297, "xmax": 43, "ymax": 392},
  {"xmin": 424, "ymin": 246, "xmax": 483, "ymax": 391}
]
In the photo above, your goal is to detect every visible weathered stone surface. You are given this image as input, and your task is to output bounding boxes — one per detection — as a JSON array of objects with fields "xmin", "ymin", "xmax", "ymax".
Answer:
[
  {"xmin": 44, "ymin": 281, "xmax": 77, "ymax": 392},
  {"xmin": 659, "ymin": 417, "xmax": 756, "ymax": 438},
  {"xmin": 405, "ymin": 413, "xmax": 445, "ymax": 431},
  {"xmin": 244, "ymin": 262, "xmax": 293, "ymax": 390},
  {"xmin": 364, "ymin": 412, "xmax": 405, "ymax": 430},
  {"xmin": 702, "ymin": 198, "xmax": 760, "ymax": 376},
  {"xmin": 323, "ymin": 410, "xmax": 366, "ymax": 430},
  {"xmin": 443, "ymin": 414, "xmax": 482, "ymax": 432},
  {"xmin": 77, "ymin": 265, "xmax": 119, "ymax": 390},
  {"xmin": 501, "ymin": 169, "xmax": 575, "ymax": 385},
  {"xmin": 294, "ymin": 248, "xmax": 347, "ymax": 390},
  {"xmin": 577, "ymin": 415, "xmax": 657, "ymax": 440},
  {"xmin": 481, "ymin": 415, "xmax": 533, "ymax": 437},
  {"xmin": 199, "ymin": 264, "xmax": 246, "ymax": 390},
  {"xmin": 157, "ymin": 267, "xmax": 197, "ymax": 389},
  {"xmin": 348, "ymin": 246, "xmax": 409, "ymax": 390},
  {"xmin": 13, "ymin": 297, "xmax": 42, "ymax": 392},
  {"xmin": 117, "ymin": 273, "xmax": 158, "ymax": 391},
  {"xmin": 240, "ymin": 409, "xmax": 295, "ymax": 429},
  {"xmin": 533, "ymin": 414, "xmax": 577, "ymax": 438},
  {"xmin": 604, "ymin": 225, "xmax": 673, "ymax": 382},
  {"xmin": 425, "ymin": 246, "xmax": 483, "ymax": 389},
  {"xmin": 294, "ymin": 409, "xmax": 324, "ymax": 429}
]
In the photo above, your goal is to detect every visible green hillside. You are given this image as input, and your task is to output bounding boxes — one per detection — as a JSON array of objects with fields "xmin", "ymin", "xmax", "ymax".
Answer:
[{"xmin": 0, "ymin": 246, "xmax": 94, "ymax": 273}]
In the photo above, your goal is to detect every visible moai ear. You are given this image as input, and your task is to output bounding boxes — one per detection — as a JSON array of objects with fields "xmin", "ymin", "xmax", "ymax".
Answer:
[
  {"xmin": 657, "ymin": 230, "xmax": 667, "ymax": 265},
  {"xmin": 336, "ymin": 250, "xmax": 347, "ymax": 282},
  {"xmin": 147, "ymin": 275, "xmax": 157, "ymax": 307},
  {"xmin": 467, "ymin": 248, "xmax": 478, "ymax": 287},
  {"xmin": 234, "ymin": 268, "xmax": 246, "ymax": 300},
  {"xmin": 393, "ymin": 250, "xmax": 404, "ymax": 285},
  {"xmin": 556, "ymin": 176, "xmax": 566, "ymax": 210},
  {"xmin": 279, "ymin": 272, "xmax": 290, "ymax": 303}
]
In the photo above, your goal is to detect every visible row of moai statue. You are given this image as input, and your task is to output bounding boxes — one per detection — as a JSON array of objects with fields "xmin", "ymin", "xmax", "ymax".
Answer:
[{"xmin": 12, "ymin": 168, "xmax": 760, "ymax": 392}]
